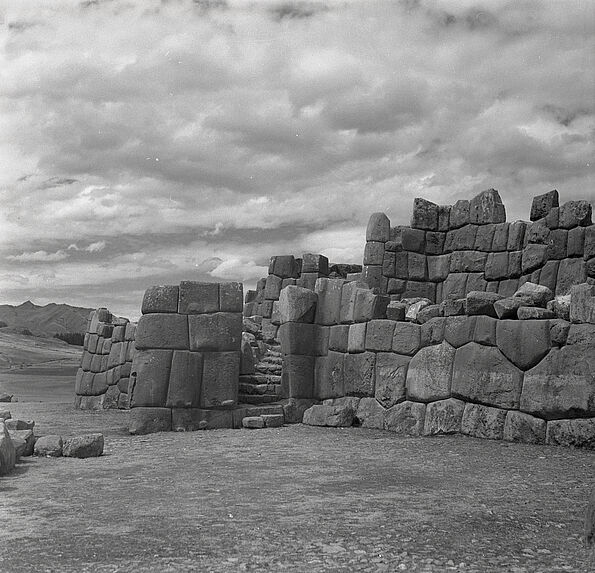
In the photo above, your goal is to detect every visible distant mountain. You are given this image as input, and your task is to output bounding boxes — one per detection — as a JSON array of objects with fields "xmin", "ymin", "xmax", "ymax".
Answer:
[{"xmin": 0, "ymin": 301, "xmax": 95, "ymax": 338}]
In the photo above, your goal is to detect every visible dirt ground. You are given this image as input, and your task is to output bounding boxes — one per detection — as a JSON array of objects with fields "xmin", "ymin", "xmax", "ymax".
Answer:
[{"xmin": 1, "ymin": 365, "xmax": 594, "ymax": 572}]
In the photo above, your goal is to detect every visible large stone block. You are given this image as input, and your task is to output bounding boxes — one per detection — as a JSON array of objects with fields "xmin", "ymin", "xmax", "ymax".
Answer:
[
  {"xmin": 355, "ymin": 397, "xmax": 385, "ymax": 429},
  {"xmin": 411, "ymin": 198, "xmax": 439, "ymax": 231},
  {"xmin": 491, "ymin": 223, "xmax": 509, "ymax": 251},
  {"xmin": 347, "ymin": 322, "xmax": 367, "ymax": 353},
  {"xmin": 0, "ymin": 422, "xmax": 16, "ymax": 476},
  {"xmin": 344, "ymin": 352, "xmax": 376, "ymax": 397},
  {"xmin": 402, "ymin": 228, "xmax": 425, "ymax": 253},
  {"xmin": 314, "ymin": 351, "xmax": 345, "ymax": 399},
  {"xmin": 485, "ymin": 252, "xmax": 509, "ymax": 280},
  {"xmin": 129, "ymin": 349, "xmax": 173, "ymax": 408},
  {"xmin": 365, "ymin": 319, "xmax": 396, "ymax": 352},
  {"xmin": 188, "ymin": 312, "xmax": 242, "ymax": 352},
  {"xmin": 178, "ymin": 281, "xmax": 219, "ymax": 314},
  {"xmin": 556, "ymin": 258, "xmax": 587, "ymax": 296},
  {"xmin": 374, "ymin": 352, "xmax": 409, "ymax": 408},
  {"xmin": 423, "ymin": 398, "xmax": 465, "ymax": 435},
  {"xmin": 392, "ymin": 322, "xmax": 421, "ymax": 355},
  {"xmin": 406, "ymin": 341, "xmax": 455, "ymax": 402},
  {"xmin": 129, "ymin": 407, "xmax": 172, "ymax": 435},
  {"xmin": 450, "ymin": 251, "xmax": 487, "ymax": 273},
  {"xmin": 394, "ymin": 251, "xmax": 409, "ymax": 279},
  {"xmin": 282, "ymin": 354, "xmax": 315, "ymax": 398},
  {"xmin": 366, "ymin": 212, "xmax": 391, "ymax": 242},
  {"xmin": 302, "ymin": 404, "xmax": 354, "ymax": 427},
  {"xmin": 444, "ymin": 225, "xmax": 477, "ymax": 252},
  {"xmin": 361, "ymin": 265, "xmax": 382, "ymax": 290},
  {"xmin": 427, "ymin": 255, "xmax": 451, "ymax": 282},
  {"xmin": 441, "ymin": 273, "xmax": 469, "ymax": 300},
  {"xmin": 135, "ymin": 313, "xmax": 189, "ymax": 350},
  {"xmin": 469, "ymin": 189, "xmax": 506, "ymax": 225},
  {"xmin": 452, "ymin": 343, "xmax": 523, "ymax": 409},
  {"xmin": 503, "ymin": 411, "xmax": 546, "ymax": 444},
  {"xmin": 449, "ymin": 200, "xmax": 470, "ymax": 229},
  {"xmin": 264, "ymin": 274, "xmax": 283, "ymax": 300},
  {"xmin": 546, "ymin": 419, "xmax": 595, "ymax": 448},
  {"xmin": 403, "ymin": 281, "xmax": 436, "ymax": 301},
  {"xmin": 567, "ymin": 226, "xmax": 585, "ymax": 257},
  {"xmin": 219, "ymin": 282, "xmax": 243, "ymax": 312},
  {"xmin": 425, "ymin": 231, "xmax": 445, "ymax": 255},
  {"xmin": 171, "ymin": 408, "xmax": 234, "ymax": 431},
  {"xmin": 201, "ymin": 351, "xmax": 239, "ymax": 408},
  {"xmin": 278, "ymin": 285, "xmax": 317, "ymax": 324},
  {"xmin": 466, "ymin": 291, "xmax": 502, "ymax": 317},
  {"xmin": 570, "ymin": 283, "xmax": 595, "ymax": 324},
  {"xmin": 364, "ymin": 241, "xmax": 385, "ymax": 265},
  {"xmin": 558, "ymin": 200, "xmax": 592, "ymax": 229},
  {"xmin": 530, "ymin": 189, "xmax": 559, "ymax": 222},
  {"xmin": 547, "ymin": 229, "xmax": 568, "ymax": 260},
  {"xmin": 278, "ymin": 322, "xmax": 325, "ymax": 355},
  {"xmin": 507, "ymin": 221, "xmax": 526, "ymax": 251},
  {"xmin": 495, "ymin": 319, "xmax": 551, "ymax": 371},
  {"xmin": 444, "ymin": 316, "xmax": 476, "ymax": 348},
  {"xmin": 421, "ymin": 316, "xmax": 446, "ymax": 346},
  {"xmin": 141, "ymin": 285, "xmax": 179, "ymax": 314},
  {"xmin": 407, "ymin": 253, "xmax": 427, "ymax": 281},
  {"xmin": 474, "ymin": 224, "xmax": 496, "ymax": 251},
  {"xmin": 384, "ymin": 401, "xmax": 426, "ymax": 435},
  {"xmin": 522, "ymin": 244, "xmax": 548, "ymax": 274},
  {"xmin": 461, "ymin": 403, "xmax": 506, "ymax": 440},
  {"xmin": 314, "ymin": 278, "xmax": 345, "ymax": 325},
  {"xmin": 328, "ymin": 325, "xmax": 350, "ymax": 352},
  {"xmin": 302, "ymin": 253, "xmax": 329, "ymax": 275},
  {"xmin": 473, "ymin": 315, "xmax": 497, "ymax": 346},
  {"xmin": 538, "ymin": 260, "xmax": 559, "ymax": 293},
  {"xmin": 269, "ymin": 255, "xmax": 299, "ymax": 279},
  {"xmin": 353, "ymin": 289, "xmax": 389, "ymax": 322},
  {"xmin": 166, "ymin": 351, "xmax": 202, "ymax": 408},
  {"xmin": 520, "ymin": 344, "xmax": 595, "ymax": 419}
]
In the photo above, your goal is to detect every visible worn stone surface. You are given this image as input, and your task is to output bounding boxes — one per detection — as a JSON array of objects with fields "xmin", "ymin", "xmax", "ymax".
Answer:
[
  {"xmin": 34, "ymin": 435, "xmax": 63, "ymax": 457},
  {"xmin": 129, "ymin": 349, "xmax": 173, "ymax": 408},
  {"xmin": 549, "ymin": 319, "xmax": 570, "ymax": 346},
  {"xmin": 386, "ymin": 301, "xmax": 406, "ymax": 321},
  {"xmin": 282, "ymin": 398, "xmax": 318, "ymax": 424},
  {"xmin": 366, "ymin": 212, "xmax": 391, "ymax": 242},
  {"xmin": 314, "ymin": 278, "xmax": 345, "ymax": 325},
  {"xmin": 278, "ymin": 322, "xmax": 322, "ymax": 355},
  {"xmin": 302, "ymin": 254, "xmax": 329, "ymax": 275},
  {"xmin": 452, "ymin": 343, "xmax": 523, "ymax": 409},
  {"xmin": 520, "ymin": 344, "xmax": 595, "ymax": 419},
  {"xmin": 556, "ymin": 258, "xmax": 587, "ymax": 296},
  {"xmin": 384, "ymin": 401, "xmax": 426, "ymax": 435},
  {"xmin": 441, "ymin": 298, "xmax": 466, "ymax": 317},
  {"xmin": 517, "ymin": 307, "xmax": 555, "ymax": 320},
  {"xmin": 268, "ymin": 255, "xmax": 298, "ymax": 279},
  {"xmin": 521, "ymin": 244, "xmax": 548, "ymax": 274},
  {"xmin": 475, "ymin": 224, "xmax": 496, "ymax": 251},
  {"xmin": 423, "ymin": 398, "xmax": 465, "ymax": 436},
  {"xmin": 178, "ymin": 281, "xmax": 219, "ymax": 314},
  {"xmin": 141, "ymin": 285, "xmax": 179, "ymax": 314},
  {"xmin": 355, "ymin": 397, "xmax": 385, "ymax": 429},
  {"xmin": 450, "ymin": 251, "xmax": 487, "ymax": 273},
  {"xmin": 558, "ymin": 200, "xmax": 592, "ymax": 229},
  {"xmin": 530, "ymin": 190, "xmax": 559, "ymax": 222},
  {"xmin": 187, "ymin": 312, "xmax": 242, "ymax": 353},
  {"xmin": 402, "ymin": 228, "xmax": 426, "ymax": 253},
  {"xmin": 171, "ymin": 408, "xmax": 234, "ymax": 431},
  {"xmin": 344, "ymin": 352, "xmax": 376, "ymax": 397},
  {"xmin": 425, "ymin": 232, "xmax": 445, "ymax": 255},
  {"xmin": 465, "ymin": 291, "xmax": 502, "ymax": 317},
  {"xmin": 242, "ymin": 416, "xmax": 265, "ymax": 429},
  {"xmin": 302, "ymin": 404, "xmax": 354, "ymax": 427},
  {"xmin": 406, "ymin": 341, "xmax": 455, "ymax": 402},
  {"xmin": 416, "ymin": 304, "xmax": 442, "ymax": 325},
  {"xmin": 473, "ymin": 315, "xmax": 497, "ymax": 346},
  {"xmin": 282, "ymin": 354, "xmax": 315, "ymax": 398},
  {"xmin": 264, "ymin": 275, "xmax": 283, "ymax": 300},
  {"xmin": 365, "ymin": 319, "xmax": 396, "ymax": 351},
  {"xmin": 166, "ymin": 350, "xmax": 202, "ymax": 408},
  {"xmin": 278, "ymin": 285, "xmax": 317, "ymax": 324},
  {"xmin": 444, "ymin": 316, "xmax": 476, "ymax": 348},
  {"xmin": 411, "ymin": 198, "xmax": 439, "ymax": 230},
  {"xmin": 314, "ymin": 351, "xmax": 345, "ymax": 399},
  {"xmin": 566, "ymin": 323, "xmax": 595, "ymax": 345},
  {"xmin": 485, "ymin": 252, "xmax": 509, "ymax": 280},
  {"xmin": 374, "ymin": 352, "xmax": 409, "ymax": 408},
  {"xmin": 135, "ymin": 313, "xmax": 189, "ymax": 350},
  {"xmin": 513, "ymin": 282, "xmax": 553, "ymax": 308},
  {"xmin": 449, "ymin": 200, "xmax": 470, "ymax": 229},
  {"xmin": 469, "ymin": 189, "xmax": 506, "ymax": 225},
  {"xmin": 546, "ymin": 418, "xmax": 595, "ymax": 448},
  {"xmin": 201, "ymin": 351, "xmax": 239, "ymax": 408},
  {"xmin": 461, "ymin": 403, "xmax": 507, "ymax": 440},
  {"xmin": 420, "ymin": 317, "xmax": 446, "ymax": 346},
  {"xmin": 392, "ymin": 322, "xmax": 421, "ymax": 355},
  {"xmin": 570, "ymin": 283, "xmax": 595, "ymax": 324},
  {"xmin": 493, "ymin": 297, "xmax": 525, "ymax": 320},
  {"xmin": 441, "ymin": 273, "xmax": 469, "ymax": 300},
  {"xmin": 364, "ymin": 241, "xmax": 385, "ymax": 265},
  {"xmin": 63, "ymin": 434, "xmax": 104, "ymax": 458},
  {"xmin": 347, "ymin": 322, "xmax": 367, "ymax": 353},
  {"xmin": 353, "ymin": 289, "xmax": 389, "ymax": 322},
  {"xmin": 328, "ymin": 325, "xmax": 350, "ymax": 352},
  {"xmin": 0, "ymin": 422, "xmax": 16, "ymax": 475},
  {"xmin": 503, "ymin": 411, "xmax": 546, "ymax": 444},
  {"xmin": 496, "ymin": 319, "xmax": 551, "ymax": 371}
]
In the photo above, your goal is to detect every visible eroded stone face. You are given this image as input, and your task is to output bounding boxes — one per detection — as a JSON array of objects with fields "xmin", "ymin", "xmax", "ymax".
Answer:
[
  {"xmin": 405, "ymin": 341, "xmax": 455, "ymax": 403},
  {"xmin": 374, "ymin": 352, "xmax": 409, "ymax": 408},
  {"xmin": 461, "ymin": 403, "xmax": 507, "ymax": 440},
  {"xmin": 423, "ymin": 398, "xmax": 465, "ymax": 436},
  {"xmin": 384, "ymin": 401, "xmax": 426, "ymax": 435},
  {"xmin": 495, "ymin": 319, "xmax": 551, "ymax": 371}
]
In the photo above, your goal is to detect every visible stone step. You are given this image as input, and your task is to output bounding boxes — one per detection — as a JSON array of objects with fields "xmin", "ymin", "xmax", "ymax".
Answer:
[
  {"xmin": 255, "ymin": 364, "xmax": 282, "ymax": 375},
  {"xmin": 238, "ymin": 393, "xmax": 279, "ymax": 404},
  {"xmin": 258, "ymin": 355, "xmax": 283, "ymax": 365},
  {"xmin": 238, "ymin": 382, "xmax": 281, "ymax": 396},
  {"xmin": 242, "ymin": 413, "xmax": 284, "ymax": 429},
  {"xmin": 243, "ymin": 404, "xmax": 284, "ymax": 417},
  {"xmin": 239, "ymin": 374, "xmax": 281, "ymax": 385}
]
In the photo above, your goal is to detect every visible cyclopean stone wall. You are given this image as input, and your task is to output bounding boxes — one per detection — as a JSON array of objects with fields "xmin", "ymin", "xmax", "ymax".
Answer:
[
  {"xmin": 74, "ymin": 308, "xmax": 136, "ymax": 410},
  {"xmin": 363, "ymin": 188, "xmax": 593, "ymax": 301},
  {"xmin": 128, "ymin": 281, "xmax": 247, "ymax": 434}
]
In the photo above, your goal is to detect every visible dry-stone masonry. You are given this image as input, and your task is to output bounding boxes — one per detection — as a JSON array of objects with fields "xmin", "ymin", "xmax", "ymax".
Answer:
[{"xmin": 74, "ymin": 308, "xmax": 136, "ymax": 410}]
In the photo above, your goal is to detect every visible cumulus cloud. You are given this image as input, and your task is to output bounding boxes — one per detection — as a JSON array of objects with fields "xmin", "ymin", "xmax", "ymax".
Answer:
[{"xmin": 0, "ymin": 0, "xmax": 593, "ymax": 315}]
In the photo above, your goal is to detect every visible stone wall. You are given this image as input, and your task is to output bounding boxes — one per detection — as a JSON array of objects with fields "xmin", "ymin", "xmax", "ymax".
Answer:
[
  {"xmin": 363, "ymin": 189, "xmax": 594, "ymax": 301},
  {"xmin": 128, "ymin": 281, "xmax": 247, "ymax": 433},
  {"xmin": 74, "ymin": 308, "xmax": 136, "ymax": 410}
]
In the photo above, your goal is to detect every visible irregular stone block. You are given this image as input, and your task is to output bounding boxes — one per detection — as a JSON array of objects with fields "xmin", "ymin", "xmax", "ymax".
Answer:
[
  {"xmin": 386, "ymin": 280, "xmax": 407, "ymax": 296},
  {"xmin": 407, "ymin": 253, "xmax": 427, "ymax": 281},
  {"xmin": 374, "ymin": 353, "xmax": 409, "ymax": 408},
  {"xmin": 466, "ymin": 291, "xmax": 502, "ymax": 317},
  {"xmin": 201, "ymin": 351, "xmax": 239, "ymax": 408},
  {"xmin": 178, "ymin": 281, "xmax": 219, "ymax": 314},
  {"xmin": 441, "ymin": 298, "xmax": 466, "ymax": 317},
  {"xmin": 469, "ymin": 189, "xmax": 506, "ymax": 225},
  {"xmin": 452, "ymin": 343, "xmax": 523, "ymax": 409},
  {"xmin": 421, "ymin": 316, "xmax": 446, "ymax": 346},
  {"xmin": 279, "ymin": 322, "xmax": 324, "ymax": 355},
  {"xmin": 355, "ymin": 397, "xmax": 385, "ymax": 429},
  {"xmin": 366, "ymin": 212, "xmax": 391, "ymax": 242},
  {"xmin": 384, "ymin": 401, "xmax": 426, "ymax": 435},
  {"xmin": 567, "ymin": 323, "xmax": 595, "ymax": 345},
  {"xmin": 566, "ymin": 226, "xmax": 585, "ymax": 257},
  {"xmin": 474, "ymin": 224, "xmax": 496, "ymax": 251},
  {"xmin": 171, "ymin": 408, "xmax": 233, "ymax": 431},
  {"xmin": 485, "ymin": 252, "xmax": 509, "ymax": 280},
  {"xmin": 513, "ymin": 282, "xmax": 553, "ymax": 307},
  {"xmin": 546, "ymin": 419, "xmax": 595, "ymax": 448},
  {"xmin": 549, "ymin": 318, "xmax": 570, "ymax": 346},
  {"xmin": 402, "ymin": 228, "xmax": 425, "ymax": 253},
  {"xmin": 441, "ymin": 273, "xmax": 468, "ymax": 300},
  {"xmin": 188, "ymin": 312, "xmax": 242, "ymax": 352},
  {"xmin": 347, "ymin": 322, "xmax": 366, "ymax": 354},
  {"xmin": 353, "ymin": 289, "xmax": 389, "ymax": 322},
  {"xmin": 0, "ymin": 423, "xmax": 16, "ymax": 475},
  {"xmin": 449, "ymin": 200, "xmax": 470, "ymax": 229},
  {"xmin": 538, "ymin": 260, "xmax": 559, "ymax": 293},
  {"xmin": 314, "ymin": 351, "xmax": 345, "ymax": 399},
  {"xmin": 406, "ymin": 341, "xmax": 455, "ymax": 402},
  {"xmin": 557, "ymin": 258, "xmax": 587, "ymax": 296},
  {"xmin": 219, "ymin": 282, "xmax": 243, "ymax": 312},
  {"xmin": 63, "ymin": 434, "xmax": 104, "ymax": 458},
  {"xmin": 507, "ymin": 221, "xmax": 526, "ymax": 251},
  {"xmin": 522, "ymin": 244, "xmax": 548, "ymax": 274},
  {"xmin": 411, "ymin": 198, "xmax": 439, "ymax": 231},
  {"xmin": 141, "ymin": 285, "xmax": 179, "ymax": 314},
  {"xmin": 385, "ymin": 301, "xmax": 405, "ymax": 321},
  {"xmin": 445, "ymin": 225, "xmax": 477, "ymax": 252},
  {"xmin": 425, "ymin": 231, "xmax": 445, "ymax": 255},
  {"xmin": 493, "ymin": 297, "xmax": 523, "ymax": 320},
  {"xmin": 264, "ymin": 274, "xmax": 283, "ymax": 300},
  {"xmin": 585, "ymin": 225, "xmax": 595, "ymax": 260},
  {"xmin": 297, "ymin": 273, "xmax": 320, "ymax": 291},
  {"xmin": 302, "ymin": 253, "xmax": 329, "ymax": 275},
  {"xmin": 314, "ymin": 278, "xmax": 345, "ymax": 325},
  {"xmin": 526, "ymin": 219, "xmax": 550, "ymax": 245},
  {"xmin": 438, "ymin": 205, "xmax": 451, "ymax": 232},
  {"xmin": 393, "ymin": 252, "xmax": 409, "ymax": 279},
  {"xmin": 530, "ymin": 189, "xmax": 559, "ymax": 222},
  {"xmin": 473, "ymin": 315, "xmax": 497, "ymax": 346},
  {"xmin": 382, "ymin": 251, "xmax": 396, "ymax": 277},
  {"xmin": 365, "ymin": 319, "xmax": 396, "ymax": 352},
  {"xmin": 166, "ymin": 351, "xmax": 202, "ymax": 408},
  {"xmin": 344, "ymin": 352, "xmax": 376, "ymax": 396},
  {"xmin": 282, "ymin": 354, "xmax": 315, "ymax": 398},
  {"xmin": 423, "ymin": 398, "xmax": 465, "ymax": 435},
  {"xmin": 570, "ymin": 283, "xmax": 595, "ymax": 323},
  {"xmin": 129, "ymin": 349, "xmax": 173, "ymax": 408},
  {"xmin": 328, "ymin": 325, "xmax": 349, "ymax": 352},
  {"xmin": 558, "ymin": 200, "xmax": 592, "ymax": 229},
  {"xmin": 135, "ymin": 313, "xmax": 189, "ymax": 351},
  {"xmin": 282, "ymin": 399, "xmax": 317, "ymax": 424},
  {"xmin": 521, "ymin": 344, "xmax": 595, "ymax": 419},
  {"xmin": 491, "ymin": 223, "xmax": 509, "ymax": 251},
  {"xmin": 33, "ymin": 435, "xmax": 63, "ymax": 457},
  {"xmin": 102, "ymin": 385, "xmax": 119, "ymax": 409},
  {"xmin": 268, "ymin": 255, "xmax": 299, "ymax": 279},
  {"xmin": 427, "ymin": 254, "xmax": 450, "ymax": 282},
  {"xmin": 302, "ymin": 404, "xmax": 354, "ymax": 427},
  {"xmin": 392, "ymin": 322, "xmax": 421, "ymax": 355},
  {"xmin": 444, "ymin": 316, "xmax": 476, "ymax": 348},
  {"xmin": 125, "ymin": 322, "xmax": 136, "ymax": 341},
  {"xmin": 242, "ymin": 416, "xmax": 265, "ymax": 429},
  {"xmin": 78, "ymin": 395, "xmax": 106, "ymax": 410},
  {"xmin": 364, "ymin": 241, "xmax": 385, "ymax": 266},
  {"xmin": 417, "ymin": 305, "xmax": 442, "ymax": 326},
  {"xmin": 450, "ymin": 251, "xmax": 487, "ymax": 274},
  {"xmin": 547, "ymin": 229, "xmax": 568, "ymax": 260},
  {"xmin": 466, "ymin": 273, "xmax": 487, "ymax": 294},
  {"xmin": 278, "ymin": 285, "xmax": 317, "ymax": 324},
  {"xmin": 362, "ymin": 265, "xmax": 382, "ymax": 290},
  {"xmin": 497, "ymin": 278, "xmax": 520, "ymax": 298},
  {"xmin": 517, "ymin": 307, "xmax": 555, "ymax": 320},
  {"xmin": 403, "ymin": 281, "xmax": 436, "ymax": 301},
  {"xmin": 503, "ymin": 411, "xmax": 546, "ymax": 444},
  {"xmin": 461, "ymin": 403, "xmax": 506, "ymax": 440}
]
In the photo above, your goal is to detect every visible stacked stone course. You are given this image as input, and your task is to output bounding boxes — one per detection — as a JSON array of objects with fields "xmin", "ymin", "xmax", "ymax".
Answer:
[{"xmin": 74, "ymin": 308, "xmax": 136, "ymax": 410}]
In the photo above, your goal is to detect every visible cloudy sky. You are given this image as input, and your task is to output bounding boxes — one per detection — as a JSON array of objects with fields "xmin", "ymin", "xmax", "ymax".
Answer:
[{"xmin": 0, "ymin": 0, "xmax": 593, "ymax": 320}]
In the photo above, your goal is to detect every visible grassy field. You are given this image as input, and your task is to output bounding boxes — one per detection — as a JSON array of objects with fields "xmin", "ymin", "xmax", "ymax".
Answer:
[{"xmin": 1, "ymin": 357, "xmax": 594, "ymax": 572}]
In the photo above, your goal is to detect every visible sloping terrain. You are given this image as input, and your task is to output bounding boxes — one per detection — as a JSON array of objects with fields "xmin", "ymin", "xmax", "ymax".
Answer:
[
  {"xmin": 0, "ymin": 331, "xmax": 82, "ymax": 370},
  {"xmin": 0, "ymin": 300, "xmax": 94, "ymax": 337}
]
